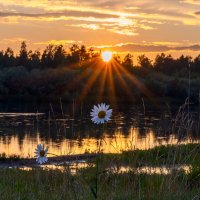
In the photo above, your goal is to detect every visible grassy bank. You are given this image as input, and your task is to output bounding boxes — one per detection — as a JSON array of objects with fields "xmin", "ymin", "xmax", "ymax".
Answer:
[
  {"xmin": 0, "ymin": 144, "xmax": 200, "ymax": 199},
  {"xmin": 95, "ymin": 143, "xmax": 200, "ymax": 167}
]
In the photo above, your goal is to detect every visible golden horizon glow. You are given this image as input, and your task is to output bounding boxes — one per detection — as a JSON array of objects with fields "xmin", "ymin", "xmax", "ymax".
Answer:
[{"xmin": 102, "ymin": 51, "xmax": 113, "ymax": 62}]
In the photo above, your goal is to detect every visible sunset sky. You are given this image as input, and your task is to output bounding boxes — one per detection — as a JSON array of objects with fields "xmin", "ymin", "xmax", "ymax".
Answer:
[{"xmin": 0, "ymin": 0, "xmax": 200, "ymax": 60}]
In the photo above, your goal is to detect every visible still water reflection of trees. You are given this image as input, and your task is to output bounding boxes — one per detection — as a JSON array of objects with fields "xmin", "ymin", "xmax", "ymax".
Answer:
[{"xmin": 0, "ymin": 105, "xmax": 199, "ymax": 157}]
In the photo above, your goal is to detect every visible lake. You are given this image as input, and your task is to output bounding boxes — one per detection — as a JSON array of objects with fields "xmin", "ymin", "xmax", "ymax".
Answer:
[{"xmin": 0, "ymin": 101, "xmax": 199, "ymax": 158}]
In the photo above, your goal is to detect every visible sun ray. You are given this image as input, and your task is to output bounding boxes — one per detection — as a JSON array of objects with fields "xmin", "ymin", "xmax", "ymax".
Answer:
[
  {"xmin": 64, "ymin": 52, "xmax": 155, "ymax": 106},
  {"xmin": 106, "ymin": 62, "xmax": 117, "ymax": 106},
  {"xmin": 111, "ymin": 62, "xmax": 134, "ymax": 100},
  {"xmin": 96, "ymin": 62, "xmax": 108, "ymax": 102},
  {"xmin": 66, "ymin": 56, "xmax": 100, "ymax": 92},
  {"xmin": 78, "ymin": 58, "xmax": 105, "ymax": 102},
  {"xmin": 112, "ymin": 59, "xmax": 155, "ymax": 101}
]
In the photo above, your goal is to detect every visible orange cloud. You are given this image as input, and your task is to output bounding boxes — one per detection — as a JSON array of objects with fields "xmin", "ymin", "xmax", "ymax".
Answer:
[{"xmin": 34, "ymin": 40, "xmax": 82, "ymax": 45}]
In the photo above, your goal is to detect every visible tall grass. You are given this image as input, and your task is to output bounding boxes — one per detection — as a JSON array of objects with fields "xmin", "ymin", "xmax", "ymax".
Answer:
[{"xmin": 0, "ymin": 155, "xmax": 199, "ymax": 200}]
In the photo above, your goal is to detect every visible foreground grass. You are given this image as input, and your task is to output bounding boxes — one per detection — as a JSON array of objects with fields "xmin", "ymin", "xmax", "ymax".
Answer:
[
  {"xmin": 0, "ymin": 144, "xmax": 200, "ymax": 199},
  {"xmin": 0, "ymin": 166, "xmax": 199, "ymax": 200}
]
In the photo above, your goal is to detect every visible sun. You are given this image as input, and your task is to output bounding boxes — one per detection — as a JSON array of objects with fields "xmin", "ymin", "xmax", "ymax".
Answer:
[{"xmin": 102, "ymin": 51, "xmax": 113, "ymax": 62}]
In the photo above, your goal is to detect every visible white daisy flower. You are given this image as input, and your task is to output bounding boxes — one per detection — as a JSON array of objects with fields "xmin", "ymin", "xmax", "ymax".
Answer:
[
  {"xmin": 90, "ymin": 103, "xmax": 112, "ymax": 124},
  {"xmin": 34, "ymin": 144, "xmax": 48, "ymax": 164}
]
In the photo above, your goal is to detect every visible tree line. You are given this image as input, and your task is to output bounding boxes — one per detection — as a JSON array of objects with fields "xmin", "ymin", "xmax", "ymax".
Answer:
[
  {"xmin": 0, "ymin": 42, "xmax": 100, "ymax": 69},
  {"xmin": 0, "ymin": 42, "xmax": 200, "ymax": 75}
]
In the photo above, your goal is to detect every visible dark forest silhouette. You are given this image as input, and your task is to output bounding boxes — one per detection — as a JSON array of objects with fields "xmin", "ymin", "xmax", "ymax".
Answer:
[
  {"xmin": 1, "ymin": 42, "xmax": 200, "ymax": 71},
  {"xmin": 0, "ymin": 42, "xmax": 199, "ymax": 103}
]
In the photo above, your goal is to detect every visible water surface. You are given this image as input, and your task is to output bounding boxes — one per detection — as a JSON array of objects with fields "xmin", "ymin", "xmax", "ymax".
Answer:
[{"xmin": 0, "ymin": 102, "xmax": 199, "ymax": 158}]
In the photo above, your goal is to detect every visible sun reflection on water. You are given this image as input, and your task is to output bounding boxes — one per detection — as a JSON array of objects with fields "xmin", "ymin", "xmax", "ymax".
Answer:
[{"xmin": 0, "ymin": 128, "xmax": 197, "ymax": 158}]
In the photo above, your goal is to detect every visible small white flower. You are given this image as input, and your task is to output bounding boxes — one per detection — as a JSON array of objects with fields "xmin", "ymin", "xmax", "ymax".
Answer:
[
  {"xmin": 34, "ymin": 144, "xmax": 48, "ymax": 164},
  {"xmin": 90, "ymin": 103, "xmax": 112, "ymax": 124}
]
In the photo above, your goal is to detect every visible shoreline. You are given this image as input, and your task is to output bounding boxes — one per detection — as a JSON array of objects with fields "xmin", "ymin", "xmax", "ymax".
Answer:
[
  {"xmin": 0, "ymin": 153, "xmax": 99, "ymax": 168},
  {"xmin": 1, "ymin": 143, "xmax": 200, "ymax": 168}
]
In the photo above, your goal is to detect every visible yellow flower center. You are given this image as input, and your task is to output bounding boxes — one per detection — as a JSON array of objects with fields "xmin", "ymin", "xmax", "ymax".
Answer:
[
  {"xmin": 98, "ymin": 111, "xmax": 106, "ymax": 119},
  {"xmin": 39, "ymin": 150, "xmax": 45, "ymax": 157}
]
